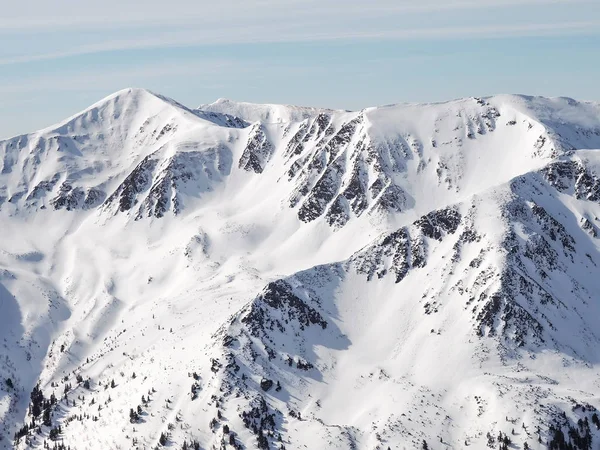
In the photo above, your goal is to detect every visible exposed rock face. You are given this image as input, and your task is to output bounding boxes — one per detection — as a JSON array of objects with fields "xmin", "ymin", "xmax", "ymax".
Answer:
[
  {"xmin": 542, "ymin": 159, "xmax": 600, "ymax": 202},
  {"xmin": 241, "ymin": 280, "xmax": 328, "ymax": 338},
  {"xmin": 100, "ymin": 145, "xmax": 233, "ymax": 218},
  {"xmin": 135, "ymin": 146, "xmax": 232, "ymax": 218},
  {"xmin": 52, "ymin": 183, "xmax": 106, "ymax": 211},
  {"xmin": 26, "ymin": 174, "xmax": 61, "ymax": 202},
  {"xmin": 298, "ymin": 157, "xmax": 346, "ymax": 223},
  {"xmin": 288, "ymin": 114, "xmax": 413, "ymax": 227},
  {"xmin": 348, "ymin": 207, "xmax": 461, "ymax": 283},
  {"xmin": 239, "ymin": 124, "xmax": 273, "ymax": 173},
  {"xmin": 194, "ymin": 110, "xmax": 249, "ymax": 129},
  {"xmin": 105, "ymin": 154, "xmax": 158, "ymax": 213}
]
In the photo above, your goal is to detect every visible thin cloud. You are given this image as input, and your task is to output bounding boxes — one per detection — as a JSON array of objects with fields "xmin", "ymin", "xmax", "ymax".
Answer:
[
  {"xmin": 0, "ymin": 0, "xmax": 590, "ymax": 32},
  {"xmin": 1, "ymin": 19, "xmax": 598, "ymax": 67},
  {"xmin": 0, "ymin": 59, "xmax": 245, "ymax": 95}
]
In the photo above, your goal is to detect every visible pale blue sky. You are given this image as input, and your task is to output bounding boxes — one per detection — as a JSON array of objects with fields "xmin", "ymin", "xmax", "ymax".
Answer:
[{"xmin": 1, "ymin": 0, "xmax": 599, "ymax": 138}]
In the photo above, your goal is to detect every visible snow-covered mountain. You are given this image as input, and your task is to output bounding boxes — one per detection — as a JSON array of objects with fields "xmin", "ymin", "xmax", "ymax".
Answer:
[{"xmin": 1, "ymin": 88, "xmax": 600, "ymax": 450}]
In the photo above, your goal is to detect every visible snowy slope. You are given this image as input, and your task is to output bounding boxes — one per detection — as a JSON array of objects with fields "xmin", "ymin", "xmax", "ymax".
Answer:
[{"xmin": 1, "ymin": 89, "xmax": 600, "ymax": 450}]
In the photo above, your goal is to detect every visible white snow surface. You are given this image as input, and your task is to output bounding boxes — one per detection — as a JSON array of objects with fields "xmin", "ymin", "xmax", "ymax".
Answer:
[{"xmin": 1, "ymin": 88, "xmax": 600, "ymax": 449}]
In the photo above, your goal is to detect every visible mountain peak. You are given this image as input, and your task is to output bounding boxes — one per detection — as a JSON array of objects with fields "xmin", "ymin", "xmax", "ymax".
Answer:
[{"xmin": 35, "ymin": 87, "xmax": 198, "ymax": 138}]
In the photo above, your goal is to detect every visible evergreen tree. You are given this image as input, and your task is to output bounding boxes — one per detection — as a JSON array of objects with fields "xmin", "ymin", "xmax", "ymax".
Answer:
[
  {"xmin": 49, "ymin": 426, "xmax": 60, "ymax": 441},
  {"xmin": 257, "ymin": 429, "xmax": 269, "ymax": 449},
  {"xmin": 31, "ymin": 387, "xmax": 44, "ymax": 417},
  {"xmin": 129, "ymin": 408, "xmax": 139, "ymax": 423},
  {"xmin": 159, "ymin": 432, "xmax": 168, "ymax": 446},
  {"xmin": 43, "ymin": 407, "xmax": 52, "ymax": 427}
]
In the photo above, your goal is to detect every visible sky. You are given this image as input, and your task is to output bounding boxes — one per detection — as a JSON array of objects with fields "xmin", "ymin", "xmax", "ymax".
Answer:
[{"xmin": 0, "ymin": 0, "xmax": 599, "ymax": 138}]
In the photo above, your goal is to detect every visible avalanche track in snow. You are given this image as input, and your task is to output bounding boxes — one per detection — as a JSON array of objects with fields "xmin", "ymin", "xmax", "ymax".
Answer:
[{"xmin": 1, "ymin": 88, "xmax": 600, "ymax": 450}]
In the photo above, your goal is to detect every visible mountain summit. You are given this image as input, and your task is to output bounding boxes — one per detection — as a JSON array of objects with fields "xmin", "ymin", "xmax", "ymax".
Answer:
[{"xmin": 1, "ymin": 90, "xmax": 600, "ymax": 450}]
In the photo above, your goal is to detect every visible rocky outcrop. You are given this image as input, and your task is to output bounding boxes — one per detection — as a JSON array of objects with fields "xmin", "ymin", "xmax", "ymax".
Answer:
[{"xmin": 239, "ymin": 124, "xmax": 273, "ymax": 173}]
